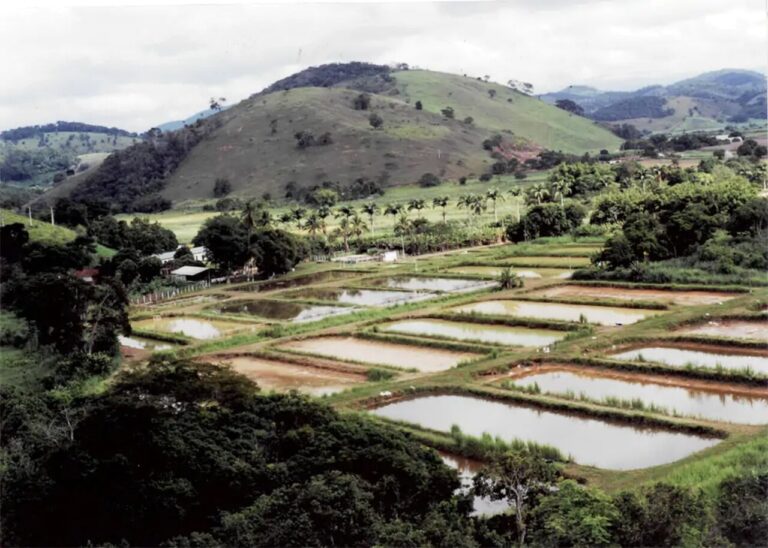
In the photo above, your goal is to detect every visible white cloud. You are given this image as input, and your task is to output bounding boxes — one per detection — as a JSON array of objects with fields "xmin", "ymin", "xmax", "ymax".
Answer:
[{"xmin": 0, "ymin": 0, "xmax": 764, "ymax": 132}]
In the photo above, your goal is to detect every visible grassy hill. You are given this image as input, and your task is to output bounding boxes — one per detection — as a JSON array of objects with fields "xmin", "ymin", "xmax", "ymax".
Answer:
[
  {"xmin": 0, "ymin": 208, "xmax": 115, "ymax": 257},
  {"xmin": 159, "ymin": 69, "xmax": 620, "ymax": 204}
]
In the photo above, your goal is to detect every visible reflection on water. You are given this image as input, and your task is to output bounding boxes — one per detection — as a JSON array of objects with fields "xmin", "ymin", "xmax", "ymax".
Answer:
[
  {"xmin": 231, "ymin": 270, "xmax": 362, "ymax": 292},
  {"xmin": 440, "ymin": 453, "xmax": 509, "ymax": 516},
  {"xmin": 610, "ymin": 346, "xmax": 768, "ymax": 375},
  {"xmin": 368, "ymin": 276, "xmax": 495, "ymax": 293},
  {"xmin": 452, "ymin": 300, "xmax": 658, "ymax": 325},
  {"xmin": 513, "ymin": 368, "xmax": 768, "ymax": 424},
  {"xmin": 284, "ymin": 287, "xmax": 433, "ymax": 307},
  {"xmin": 372, "ymin": 395, "xmax": 719, "ymax": 470},
  {"xmin": 133, "ymin": 317, "xmax": 247, "ymax": 339},
  {"xmin": 381, "ymin": 319, "xmax": 566, "ymax": 347},
  {"xmin": 447, "ymin": 266, "xmax": 573, "ymax": 279},
  {"xmin": 118, "ymin": 335, "xmax": 173, "ymax": 351},
  {"xmin": 218, "ymin": 300, "xmax": 354, "ymax": 322}
]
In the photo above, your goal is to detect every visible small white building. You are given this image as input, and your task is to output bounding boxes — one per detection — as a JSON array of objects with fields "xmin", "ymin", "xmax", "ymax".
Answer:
[
  {"xmin": 381, "ymin": 250, "xmax": 398, "ymax": 263},
  {"xmin": 170, "ymin": 265, "xmax": 211, "ymax": 281}
]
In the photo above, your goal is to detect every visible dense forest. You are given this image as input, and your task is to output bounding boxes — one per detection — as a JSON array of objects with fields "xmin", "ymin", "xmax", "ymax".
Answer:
[
  {"xmin": 259, "ymin": 61, "xmax": 392, "ymax": 94},
  {"xmin": 592, "ymin": 96, "xmax": 674, "ymax": 121},
  {"xmin": 1, "ymin": 121, "xmax": 137, "ymax": 142}
]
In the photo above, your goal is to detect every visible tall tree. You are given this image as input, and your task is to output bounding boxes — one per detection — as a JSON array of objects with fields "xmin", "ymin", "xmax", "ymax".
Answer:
[
  {"xmin": 361, "ymin": 202, "xmax": 379, "ymax": 236},
  {"xmin": 486, "ymin": 189, "xmax": 504, "ymax": 223},
  {"xmin": 432, "ymin": 196, "xmax": 450, "ymax": 223}
]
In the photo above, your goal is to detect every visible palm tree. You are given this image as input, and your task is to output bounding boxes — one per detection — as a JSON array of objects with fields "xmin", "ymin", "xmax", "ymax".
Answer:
[
  {"xmin": 457, "ymin": 194, "xmax": 473, "ymax": 222},
  {"xmin": 304, "ymin": 212, "xmax": 322, "ymax": 238},
  {"xmin": 290, "ymin": 206, "xmax": 307, "ymax": 230},
  {"xmin": 278, "ymin": 212, "xmax": 293, "ymax": 227},
  {"xmin": 468, "ymin": 194, "xmax": 487, "ymax": 221},
  {"xmin": 432, "ymin": 196, "xmax": 450, "ymax": 223},
  {"xmin": 508, "ymin": 186, "xmax": 522, "ymax": 222},
  {"xmin": 350, "ymin": 213, "xmax": 366, "ymax": 245},
  {"xmin": 407, "ymin": 199, "xmax": 426, "ymax": 218},
  {"xmin": 485, "ymin": 188, "xmax": 505, "ymax": 223},
  {"xmin": 241, "ymin": 200, "xmax": 259, "ymax": 236},
  {"xmin": 361, "ymin": 202, "xmax": 379, "ymax": 236},
  {"xmin": 335, "ymin": 216, "xmax": 351, "ymax": 253},
  {"xmin": 551, "ymin": 180, "xmax": 572, "ymax": 208},
  {"xmin": 384, "ymin": 203, "xmax": 404, "ymax": 231},
  {"xmin": 530, "ymin": 183, "xmax": 549, "ymax": 205},
  {"xmin": 317, "ymin": 206, "xmax": 331, "ymax": 235}
]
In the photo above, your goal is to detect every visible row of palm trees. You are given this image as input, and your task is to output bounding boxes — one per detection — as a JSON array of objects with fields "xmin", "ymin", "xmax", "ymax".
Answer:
[{"xmin": 238, "ymin": 186, "xmax": 528, "ymax": 251}]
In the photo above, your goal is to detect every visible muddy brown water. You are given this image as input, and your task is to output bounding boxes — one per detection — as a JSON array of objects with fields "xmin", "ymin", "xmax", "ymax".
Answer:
[
  {"xmin": 281, "ymin": 287, "xmax": 434, "ymax": 307},
  {"xmin": 678, "ymin": 320, "xmax": 768, "ymax": 342},
  {"xmin": 366, "ymin": 276, "xmax": 495, "ymax": 293},
  {"xmin": 217, "ymin": 300, "xmax": 355, "ymax": 322},
  {"xmin": 380, "ymin": 319, "xmax": 567, "ymax": 347},
  {"xmin": 510, "ymin": 366, "xmax": 768, "ymax": 424},
  {"xmin": 279, "ymin": 336, "xmax": 480, "ymax": 372},
  {"xmin": 132, "ymin": 317, "xmax": 253, "ymax": 340},
  {"xmin": 211, "ymin": 356, "xmax": 364, "ymax": 396},
  {"xmin": 440, "ymin": 452, "xmax": 510, "ymax": 516},
  {"xmin": 609, "ymin": 346, "xmax": 768, "ymax": 375},
  {"xmin": 528, "ymin": 285, "xmax": 738, "ymax": 306},
  {"xmin": 372, "ymin": 395, "xmax": 719, "ymax": 470},
  {"xmin": 452, "ymin": 300, "xmax": 659, "ymax": 326}
]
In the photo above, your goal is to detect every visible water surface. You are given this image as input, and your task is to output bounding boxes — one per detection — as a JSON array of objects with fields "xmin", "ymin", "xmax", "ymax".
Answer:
[
  {"xmin": 610, "ymin": 346, "xmax": 768, "ymax": 375},
  {"xmin": 381, "ymin": 319, "xmax": 567, "ymax": 347},
  {"xmin": 133, "ymin": 317, "xmax": 249, "ymax": 340},
  {"xmin": 529, "ymin": 285, "xmax": 736, "ymax": 306},
  {"xmin": 446, "ymin": 266, "xmax": 572, "ymax": 279},
  {"xmin": 283, "ymin": 287, "xmax": 432, "ymax": 307},
  {"xmin": 230, "ymin": 270, "xmax": 362, "ymax": 292},
  {"xmin": 512, "ymin": 367, "xmax": 768, "ymax": 424},
  {"xmin": 367, "ymin": 276, "xmax": 494, "ymax": 293},
  {"xmin": 217, "ymin": 300, "xmax": 354, "ymax": 322},
  {"xmin": 679, "ymin": 320, "xmax": 768, "ymax": 342},
  {"xmin": 280, "ymin": 336, "xmax": 479, "ymax": 372},
  {"xmin": 440, "ymin": 453, "xmax": 509, "ymax": 516},
  {"xmin": 118, "ymin": 335, "xmax": 174, "ymax": 351},
  {"xmin": 502, "ymin": 256, "xmax": 591, "ymax": 267},
  {"xmin": 372, "ymin": 395, "xmax": 718, "ymax": 470},
  {"xmin": 452, "ymin": 300, "xmax": 658, "ymax": 325}
]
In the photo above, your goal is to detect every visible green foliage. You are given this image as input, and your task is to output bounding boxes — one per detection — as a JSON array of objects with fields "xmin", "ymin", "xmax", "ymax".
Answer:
[
  {"xmin": 193, "ymin": 214, "xmax": 250, "ymax": 272},
  {"xmin": 250, "ymin": 228, "xmax": 307, "ymax": 276},
  {"xmin": 366, "ymin": 367, "xmax": 396, "ymax": 381},
  {"xmin": 497, "ymin": 266, "xmax": 522, "ymax": 290}
]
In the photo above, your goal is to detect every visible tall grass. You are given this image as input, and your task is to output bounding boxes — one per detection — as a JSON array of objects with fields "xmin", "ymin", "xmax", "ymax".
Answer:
[{"xmin": 448, "ymin": 424, "xmax": 567, "ymax": 462}]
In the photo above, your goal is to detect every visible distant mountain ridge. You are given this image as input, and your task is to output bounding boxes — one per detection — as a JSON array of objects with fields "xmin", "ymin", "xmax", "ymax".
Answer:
[{"xmin": 540, "ymin": 68, "xmax": 766, "ymax": 131}]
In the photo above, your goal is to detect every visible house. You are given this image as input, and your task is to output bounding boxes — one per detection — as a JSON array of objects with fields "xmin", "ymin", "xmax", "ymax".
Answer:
[
  {"xmin": 73, "ymin": 267, "xmax": 100, "ymax": 283},
  {"xmin": 154, "ymin": 245, "xmax": 208, "ymax": 264},
  {"xmin": 169, "ymin": 266, "xmax": 211, "ymax": 282}
]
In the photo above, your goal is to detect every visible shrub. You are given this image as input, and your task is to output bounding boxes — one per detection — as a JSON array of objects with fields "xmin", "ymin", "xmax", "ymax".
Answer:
[{"xmin": 418, "ymin": 173, "xmax": 441, "ymax": 187}]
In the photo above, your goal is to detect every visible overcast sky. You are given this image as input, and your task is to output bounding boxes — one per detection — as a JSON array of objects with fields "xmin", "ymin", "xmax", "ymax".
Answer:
[{"xmin": 1, "ymin": 0, "xmax": 765, "ymax": 132}]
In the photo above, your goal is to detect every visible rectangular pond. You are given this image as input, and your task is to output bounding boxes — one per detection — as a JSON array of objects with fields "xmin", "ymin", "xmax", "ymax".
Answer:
[
  {"xmin": 372, "ymin": 395, "xmax": 719, "ymax": 470},
  {"xmin": 365, "ymin": 276, "xmax": 495, "ymax": 293},
  {"xmin": 380, "ymin": 319, "xmax": 567, "ymax": 347},
  {"xmin": 279, "ymin": 336, "xmax": 480, "ymax": 372},
  {"xmin": 678, "ymin": 320, "xmax": 768, "ymax": 342},
  {"xmin": 132, "ymin": 316, "xmax": 254, "ymax": 340},
  {"xmin": 528, "ymin": 285, "xmax": 738, "ymax": 306},
  {"xmin": 281, "ymin": 287, "xmax": 433, "ymax": 307},
  {"xmin": 451, "ymin": 300, "xmax": 658, "ymax": 326},
  {"xmin": 446, "ymin": 266, "xmax": 573, "ymax": 279},
  {"xmin": 216, "ymin": 300, "xmax": 355, "ymax": 323},
  {"xmin": 229, "ymin": 270, "xmax": 363, "ymax": 293},
  {"xmin": 609, "ymin": 346, "xmax": 768, "ymax": 375},
  {"xmin": 208, "ymin": 355, "xmax": 364, "ymax": 396},
  {"xmin": 510, "ymin": 366, "xmax": 768, "ymax": 424}
]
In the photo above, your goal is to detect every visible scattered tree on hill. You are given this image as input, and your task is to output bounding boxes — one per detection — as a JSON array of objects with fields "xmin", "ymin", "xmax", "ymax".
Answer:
[
  {"xmin": 353, "ymin": 93, "xmax": 371, "ymax": 110},
  {"xmin": 441, "ymin": 106, "xmax": 455, "ymax": 119},
  {"xmin": 414, "ymin": 100, "xmax": 423, "ymax": 110},
  {"xmin": 213, "ymin": 177, "xmax": 232, "ymax": 197},
  {"xmin": 463, "ymin": 116, "xmax": 474, "ymax": 125},
  {"xmin": 368, "ymin": 113, "xmax": 384, "ymax": 129},
  {"xmin": 488, "ymin": 89, "xmax": 496, "ymax": 99},
  {"xmin": 418, "ymin": 172, "xmax": 441, "ymax": 187},
  {"xmin": 555, "ymin": 99, "xmax": 585, "ymax": 116}
]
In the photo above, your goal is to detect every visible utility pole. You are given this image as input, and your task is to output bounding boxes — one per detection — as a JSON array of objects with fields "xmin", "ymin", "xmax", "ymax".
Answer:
[{"xmin": 50, "ymin": 206, "xmax": 55, "ymax": 226}]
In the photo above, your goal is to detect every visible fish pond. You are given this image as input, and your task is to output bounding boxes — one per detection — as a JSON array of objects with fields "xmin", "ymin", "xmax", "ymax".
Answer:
[
  {"xmin": 209, "ymin": 355, "xmax": 364, "ymax": 396},
  {"xmin": 510, "ymin": 366, "xmax": 768, "ymax": 424},
  {"xmin": 609, "ymin": 346, "xmax": 768, "ymax": 375},
  {"xmin": 118, "ymin": 335, "xmax": 175, "ymax": 351},
  {"xmin": 380, "ymin": 318, "xmax": 567, "ymax": 347},
  {"xmin": 365, "ymin": 276, "xmax": 495, "ymax": 293},
  {"xmin": 229, "ymin": 270, "xmax": 363, "ymax": 293},
  {"xmin": 279, "ymin": 336, "xmax": 480, "ymax": 372},
  {"xmin": 440, "ymin": 453, "xmax": 509, "ymax": 516},
  {"xmin": 501, "ymin": 256, "xmax": 591, "ymax": 267},
  {"xmin": 528, "ymin": 285, "xmax": 738, "ymax": 306},
  {"xmin": 452, "ymin": 300, "xmax": 658, "ymax": 325},
  {"xmin": 678, "ymin": 320, "xmax": 768, "ymax": 342},
  {"xmin": 445, "ymin": 266, "xmax": 573, "ymax": 279},
  {"xmin": 132, "ymin": 317, "xmax": 252, "ymax": 340},
  {"xmin": 372, "ymin": 395, "xmax": 719, "ymax": 470},
  {"xmin": 216, "ymin": 300, "xmax": 354, "ymax": 322},
  {"xmin": 280, "ymin": 287, "xmax": 433, "ymax": 307}
]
